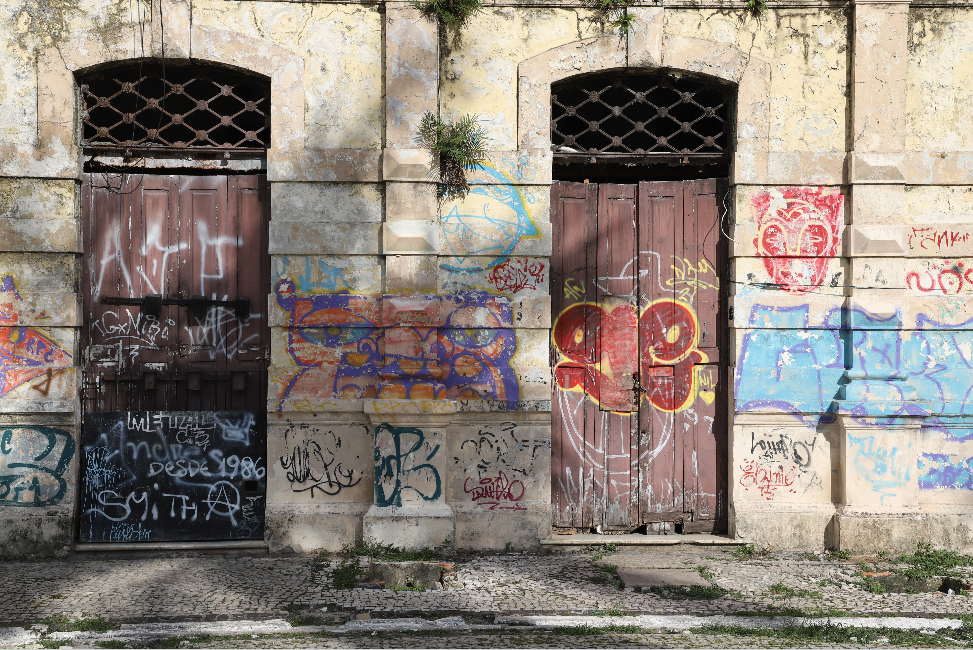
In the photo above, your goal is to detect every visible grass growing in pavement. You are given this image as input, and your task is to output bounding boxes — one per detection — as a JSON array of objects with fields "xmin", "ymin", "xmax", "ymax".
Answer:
[
  {"xmin": 650, "ymin": 584, "xmax": 729, "ymax": 599},
  {"xmin": 329, "ymin": 561, "xmax": 363, "ymax": 589},
  {"xmin": 560, "ymin": 623, "xmax": 643, "ymax": 635},
  {"xmin": 826, "ymin": 549, "xmax": 851, "ymax": 561},
  {"xmin": 731, "ymin": 543, "xmax": 772, "ymax": 561},
  {"xmin": 40, "ymin": 614, "xmax": 119, "ymax": 632},
  {"xmin": 768, "ymin": 581, "xmax": 821, "ymax": 599},
  {"xmin": 286, "ymin": 609, "xmax": 330, "ymax": 626},
  {"xmin": 897, "ymin": 542, "xmax": 973, "ymax": 579},
  {"xmin": 859, "ymin": 575, "xmax": 888, "ymax": 594},
  {"xmin": 339, "ymin": 540, "xmax": 449, "ymax": 562},
  {"xmin": 585, "ymin": 565, "xmax": 620, "ymax": 587},
  {"xmin": 697, "ymin": 622, "xmax": 957, "ymax": 647}
]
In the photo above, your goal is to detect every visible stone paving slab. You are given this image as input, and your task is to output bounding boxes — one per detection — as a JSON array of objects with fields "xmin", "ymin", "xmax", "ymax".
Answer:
[{"xmin": 616, "ymin": 568, "xmax": 712, "ymax": 589}]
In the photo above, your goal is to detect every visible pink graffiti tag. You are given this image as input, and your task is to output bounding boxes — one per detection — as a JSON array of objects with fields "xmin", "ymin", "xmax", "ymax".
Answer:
[
  {"xmin": 463, "ymin": 470, "xmax": 526, "ymax": 510},
  {"xmin": 738, "ymin": 458, "xmax": 798, "ymax": 500},
  {"xmin": 906, "ymin": 261, "xmax": 973, "ymax": 295},
  {"xmin": 487, "ymin": 259, "xmax": 546, "ymax": 293},
  {"xmin": 751, "ymin": 188, "xmax": 844, "ymax": 292},
  {"xmin": 908, "ymin": 227, "xmax": 972, "ymax": 252}
]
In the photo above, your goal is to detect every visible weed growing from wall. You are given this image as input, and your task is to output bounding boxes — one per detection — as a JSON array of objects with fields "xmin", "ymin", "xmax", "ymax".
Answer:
[
  {"xmin": 747, "ymin": 0, "xmax": 767, "ymax": 14},
  {"xmin": 584, "ymin": 0, "xmax": 638, "ymax": 32},
  {"xmin": 416, "ymin": 111, "xmax": 489, "ymax": 203},
  {"xmin": 413, "ymin": 0, "xmax": 483, "ymax": 30}
]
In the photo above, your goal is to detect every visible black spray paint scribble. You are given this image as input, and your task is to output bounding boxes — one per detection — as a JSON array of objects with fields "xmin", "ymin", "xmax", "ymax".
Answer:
[
  {"xmin": 279, "ymin": 423, "xmax": 362, "ymax": 497},
  {"xmin": 455, "ymin": 422, "xmax": 550, "ymax": 477}
]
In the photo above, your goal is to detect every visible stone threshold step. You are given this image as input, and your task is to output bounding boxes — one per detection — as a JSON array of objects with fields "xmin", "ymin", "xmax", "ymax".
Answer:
[
  {"xmin": 540, "ymin": 533, "xmax": 746, "ymax": 546},
  {"xmin": 74, "ymin": 540, "xmax": 269, "ymax": 552}
]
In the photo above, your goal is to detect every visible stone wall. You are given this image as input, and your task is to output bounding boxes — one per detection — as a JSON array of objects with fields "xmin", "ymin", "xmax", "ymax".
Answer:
[{"xmin": 2, "ymin": 0, "xmax": 973, "ymax": 555}]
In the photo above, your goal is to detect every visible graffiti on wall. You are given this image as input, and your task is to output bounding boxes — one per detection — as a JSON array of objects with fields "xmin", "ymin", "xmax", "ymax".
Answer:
[
  {"xmin": 0, "ymin": 274, "xmax": 72, "ymax": 398},
  {"xmin": 734, "ymin": 302, "xmax": 973, "ymax": 421},
  {"xmin": 738, "ymin": 459, "xmax": 798, "ymax": 500},
  {"xmin": 906, "ymin": 260, "xmax": 973, "ymax": 295},
  {"xmin": 274, "ymin": 281, "xmax": 520, "ymax": 409},
  {"xmin": 920, "ymin": 453, "xmax": 973, "ymax": 490},
  {"xmin": 464, "ymin": 471, "xmax": 525, "ymax": 510},
  {"xmin": 0, "ymin": 426, "xmax": 75, "ymax": 506},
  {"xmin": 751, "ymin": 187, "xmax": 844, "ymax": 292},
  {"xmin": 738, "ymin": 429, "xmax": 823, "ymax": 500},
  {"xmin": 273, "ymin": 256, "xmax": 358, "ymax": 294},
  {"xmin": 848, "ymin": 434, "xmax": 912, "ymax": 505},
  {"xmin": 454, "ymin": 422, "xmax": 549, "ymax": 510},
  {"xmin": 552, "ymin": 299, "xmax": 709, "ymax": 413},
  {"xmin": 278, "ymin": 422, "xmax": 363, "ymax": 497},
  {"xmin": 374, "ymin": 424, "xmax": 442, "ymax": 507},
  {"xmin": 908, "ymin": 228, "xmax": 973, "ymax": 253},
  {"xmin": 440, "ymin": 164, "xmax": 541, "ymax": 274},
  {"xmin": 486, "ymin": 258, "xmax": 546, "ymax": 293}
]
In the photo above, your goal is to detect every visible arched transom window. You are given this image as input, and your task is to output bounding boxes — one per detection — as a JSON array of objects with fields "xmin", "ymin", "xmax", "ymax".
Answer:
[
  {"xmin": 551, "ymin": 71, "xmax": 732, "ymax": 158},
  {"xmin": 79, "ymin": 63, "xmax": 271, "ymax": 151}
]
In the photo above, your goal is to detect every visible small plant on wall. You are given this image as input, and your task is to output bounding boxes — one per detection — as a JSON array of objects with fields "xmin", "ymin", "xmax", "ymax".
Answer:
[
  {"xmin": 413, "ymin": 0, "xmax": 483, "ymax": 30},
  {"xmin": 586, "ymin": 0, "xmax": 638, "ymax": 33},
  {"xmin": 416, "ymin": 111, "xmax": 489, "ymax": 203},
  {"xmin": 747, "ymin": 0, "xmax": 767, "ymax": 15}
]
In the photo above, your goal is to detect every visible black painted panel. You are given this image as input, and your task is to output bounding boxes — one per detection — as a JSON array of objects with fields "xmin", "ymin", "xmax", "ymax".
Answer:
[{"xmin": 80, "ymin": 411, "xmax": 266, "ymax": 542}]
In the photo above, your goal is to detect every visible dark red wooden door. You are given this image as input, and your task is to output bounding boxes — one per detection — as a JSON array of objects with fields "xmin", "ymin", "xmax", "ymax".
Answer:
[
  {"xmin": 551, "ymin": 179, "xmax": 727, "ymax": 532},
  {"xmin": 79, "ymin": 174, "xmax": 270, "ymax": 542},
  {"xmin": 81, "ymin": 174, "xmax": 269, "ymax": 412}
]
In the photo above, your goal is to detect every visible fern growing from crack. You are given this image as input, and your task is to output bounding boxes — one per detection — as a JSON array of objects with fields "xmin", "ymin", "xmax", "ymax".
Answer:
[
  {"xmin": 416, "ymin": 111, "xmax": 489, "ymax": 203},
  {"xmin": 413, "ymin": 0, "xmax": 483, "ymax": 30}
]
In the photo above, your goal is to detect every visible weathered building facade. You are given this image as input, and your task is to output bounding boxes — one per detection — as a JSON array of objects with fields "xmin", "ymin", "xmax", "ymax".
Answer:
[{"xmin": 2, "ymin": 0, "xmax": 973, "ymax": 557}]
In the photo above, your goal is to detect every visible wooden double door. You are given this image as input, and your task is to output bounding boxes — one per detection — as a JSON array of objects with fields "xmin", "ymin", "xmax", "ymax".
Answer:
[
  {"xmin": 78, "ymin": 174, "xmax": 270, "ymax": 542},
  {"xmin": 551, "ymin": 179, "xmax": 728, "ymax": 533}
]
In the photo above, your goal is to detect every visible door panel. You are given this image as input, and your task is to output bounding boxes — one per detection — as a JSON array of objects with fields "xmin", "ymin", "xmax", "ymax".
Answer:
[
  {"xmin": 552, "ymin": 179, "xmax": 727, "ymax": 532},
  {"xmin": 79, "ymin": 173, "xmax": 270, "ymax": 542}
]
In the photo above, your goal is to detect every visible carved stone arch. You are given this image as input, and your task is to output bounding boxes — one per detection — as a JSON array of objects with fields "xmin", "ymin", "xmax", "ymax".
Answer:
[
  {"xmin": 517, "ymin": 17, "xmax": 770, "ymax": 181},
  {"xmin": 37, "ymin": 24, "xmax": 305, "ymax": 179}
]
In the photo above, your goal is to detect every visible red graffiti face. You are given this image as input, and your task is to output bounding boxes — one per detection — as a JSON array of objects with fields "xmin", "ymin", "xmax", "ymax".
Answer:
[
  {"xmin": 751, "ymin": 188, "xmax": 843, "ymax": 292},
  {"xmin": 552, "ymin": 300, "xmax": 706, "ymax": 413}
]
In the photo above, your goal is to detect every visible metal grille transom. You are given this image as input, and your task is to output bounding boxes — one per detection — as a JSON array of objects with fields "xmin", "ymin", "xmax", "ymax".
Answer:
[
  {"xmin": 80, "ymin": 64, "xmax": 270, "ymax": 151},
  {"xmin": 551, "ymin": 72, "xmax": 730, "ymax": 156}
]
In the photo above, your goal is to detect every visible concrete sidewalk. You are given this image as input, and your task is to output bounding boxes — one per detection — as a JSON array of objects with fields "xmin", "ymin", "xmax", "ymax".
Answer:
[{"xmin": 2, "ymin": 542, "xmax": 973, "ymax": 648}]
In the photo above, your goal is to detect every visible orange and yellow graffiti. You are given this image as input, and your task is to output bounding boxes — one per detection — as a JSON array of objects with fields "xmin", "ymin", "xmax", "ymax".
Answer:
[{"xmin": 552, "ymin": 299, "xmax": 709, "ymax": 413}]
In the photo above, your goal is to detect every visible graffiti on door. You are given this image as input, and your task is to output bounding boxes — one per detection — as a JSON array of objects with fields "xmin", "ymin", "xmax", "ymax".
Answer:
[{"xmin": 552, "ymin": 299, "xmax": 709, "ymax": 413}]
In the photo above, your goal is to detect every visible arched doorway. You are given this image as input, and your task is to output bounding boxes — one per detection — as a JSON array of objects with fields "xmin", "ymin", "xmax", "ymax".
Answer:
[
  {"xmin": 549, "ymin": 70, "xmax": 732, "ymax": 534},
  {"xmin": 77, "ymin": 62, "xmax": 272, "ymax": 543}
]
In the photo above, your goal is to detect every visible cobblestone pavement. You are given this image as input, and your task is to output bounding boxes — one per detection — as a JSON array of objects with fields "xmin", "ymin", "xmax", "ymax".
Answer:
[{"xmin": 3, "ymin": 544, "xmax": 973, "ymax": 648}]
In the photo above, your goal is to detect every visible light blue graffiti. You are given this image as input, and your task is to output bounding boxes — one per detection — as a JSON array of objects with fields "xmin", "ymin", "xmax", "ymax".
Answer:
[
  {"xmin": 735, "ymin": 304, "xmax": 973, "ymax": 423},
  {"xmin": 918, "ymin": 453, "xmax": 973, "ymax": 490},
  {"xmin": 848, "ymin": 434, "xmax": 911, "ymax": 504},
  {"xmin": 273, "ymin": 256, "xmax": 355, "ymax": 294},
  {"xmin": 440, "ymin": 164, "xmax": 539, "ymax": 273}
]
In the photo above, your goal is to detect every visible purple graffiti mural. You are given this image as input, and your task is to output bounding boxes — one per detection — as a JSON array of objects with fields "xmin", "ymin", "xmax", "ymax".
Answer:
[{"xmin": 273, "ymin": 280, "xmax": 520, "ymax": 410}]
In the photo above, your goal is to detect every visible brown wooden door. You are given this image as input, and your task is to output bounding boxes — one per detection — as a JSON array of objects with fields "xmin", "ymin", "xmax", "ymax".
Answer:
[
  {"xmin": 79, "ymin": 173, "xmax": 270, "ymax": 542},
  {"xmin": 551, "ymin": 179, "xmax": 727, "ymax": 532}
]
